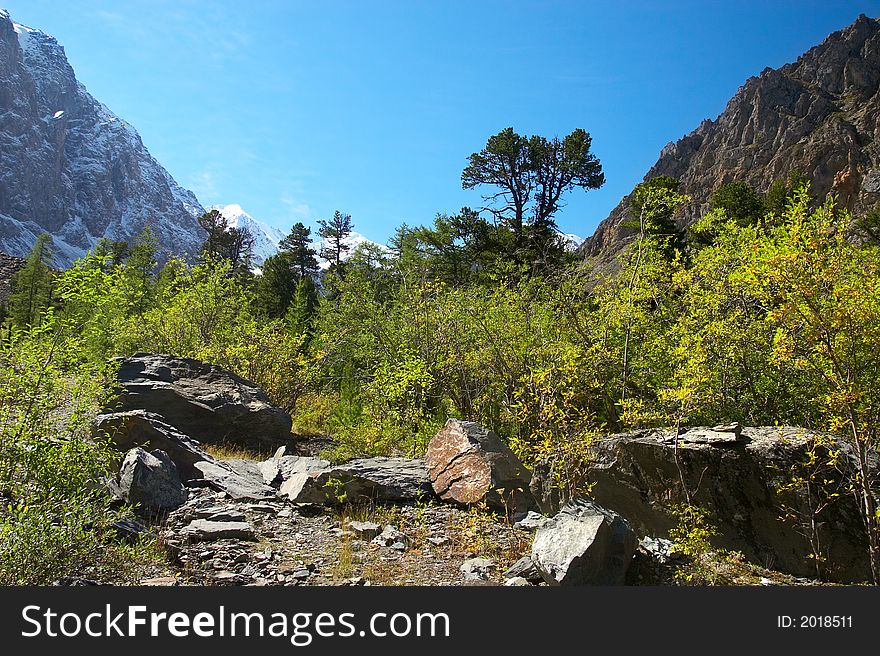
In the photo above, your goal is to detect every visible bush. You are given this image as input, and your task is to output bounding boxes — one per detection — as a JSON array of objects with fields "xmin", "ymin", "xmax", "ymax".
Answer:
[{"xmin": 0, "ymin": 321, "xmax": 157, "ymax": 584}]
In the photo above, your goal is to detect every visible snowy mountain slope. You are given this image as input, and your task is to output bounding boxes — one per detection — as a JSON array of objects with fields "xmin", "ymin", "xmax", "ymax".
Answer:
[
  {"xmin": 210, "ymin": 203, "xmax": 389, "ymax": 270},
  {"xmin": 559, "ymin": 232, "xmax": 585, "ymax": 252},
  {"xmin": 210, "ymin": 204, "xmax": 284, "ymax": 267},
  {"xmin": 0, "ymin": 9, "xmax": 205, "ymax": 266}
]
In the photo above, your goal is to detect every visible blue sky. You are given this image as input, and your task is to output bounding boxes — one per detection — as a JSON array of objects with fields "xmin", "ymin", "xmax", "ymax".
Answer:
[{"xmin": 3, "ymin": 1, "xmax": 879, "ymax": 242}]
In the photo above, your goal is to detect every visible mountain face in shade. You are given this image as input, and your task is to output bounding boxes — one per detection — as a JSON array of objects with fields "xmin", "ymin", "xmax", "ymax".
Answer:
[
  {"xmin": 584, "ymin": 14, "xmax": 880, "ymax": 259},
  {"xmin": 0, "ymin": 9, "xmax": 205, "ymax": 267}
]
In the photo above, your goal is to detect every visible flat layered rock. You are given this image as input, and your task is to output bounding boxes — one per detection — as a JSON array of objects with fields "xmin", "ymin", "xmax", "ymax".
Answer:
[
  {"xmin": 114, "ymin": 352, "xmax": 293, "ymax": 449},
  {"xmin": 190, "ymin": 460, "xmax": 277, "ymax": 501},
  {"xmin": 281, "ymin": 457, "xmax": 433, "ymax": 505},
  {"xmin": 94, "ymin": 410, "xmax": 213, "ymax": 477},
  {"xmin": 260, "ymin": 454, "xmax": 330, "ymax": 487},
  {"xmin": 180, "ymin": 519, "xmax": 256, "ymax": 542}
]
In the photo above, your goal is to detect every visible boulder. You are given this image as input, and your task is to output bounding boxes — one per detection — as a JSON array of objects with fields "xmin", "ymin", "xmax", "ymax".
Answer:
[
  {"xmin": 585, "ymin": 426, "xmax": 873, "ymax": 583},
  {"xmin": 425, "ymin": 419, "xmax": 537, "ymax": 513},
  {"xmin": 114, "ymin": 352, "xmax": 293, "ymax": 449},
  {"xmin": 280, "ymin": 457, "xmax": 433, "ymax": 505},
  {"xmin": 94, "ymin": 410, "xmax": 212, "ymax": 477},
  {"xmin": 115, "ymin": 448, "xmax": 187, "ymax": 512},
  {"xmin": 532, "ymin": 499, "xmax": 637, "ymax": 586}
]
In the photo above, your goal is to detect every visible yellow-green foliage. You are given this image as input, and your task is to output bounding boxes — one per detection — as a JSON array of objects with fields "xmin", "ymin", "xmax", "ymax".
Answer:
[{"xmin": 0, "ymin": 305, "xmax": 156, "ymax": 584}]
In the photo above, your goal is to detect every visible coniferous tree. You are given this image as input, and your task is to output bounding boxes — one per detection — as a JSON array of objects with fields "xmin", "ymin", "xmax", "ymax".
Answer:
[
  {"xmin": 92, "ymin": 238, "xmax": 129, "ymax": 270},
  {"xmin": 462, "ymin": 127, "xmax": 603, "ymax": 264},
  {"xmin": 9, "ymin": 233, "xmax": 55, "ymax": 329},
  {"xmin": 255, "ymin": 253, "xmax": 298, "ymax": 319},
  {"xmin": 279, "ymin": 222, "xmax": 319, "ymax": 278},
  {"xmin": 285, "ymin": 275, "xmax": 318, "ymax": 336},
  {"xmin": 318, "ymin": 211, "xmax": 353, "ymax": 272},
  {"xmin": 198, "ymin": 209, "xmax": 255, "ymax": 273}
]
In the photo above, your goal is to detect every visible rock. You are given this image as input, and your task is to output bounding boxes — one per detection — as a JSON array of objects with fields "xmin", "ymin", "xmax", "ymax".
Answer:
[
  {"xmin": 261, "ymin": 455, "xmax": 330, "ymax": 487},
  {"xmin": 514, "ymin": 511, "xmax": 548, "ymax": 530},
  {"xmin": 371, "ymin": 525, "xmax": 407, "ymax": 548},
  {"xmin": 111, "ymin": 514, "xmax": 151, "ymax": 543},
  {"xmin": 425, "ymin": 419, "xmax": 537, "ymax": 513},
  {"xmin": 460, "ymin": 558, "xmax": 495, "ymax": 581},
  {"xmin": 349, "ymin": 521, "xmax": 382, "ymax": 541},
  {"xmin": 504, "ymin": 576, "xmax": 532, "ymax": 586},
  {"xmin": 503, "ymin": 555, "xmax": 544, "ymax": 584},
  {"xmin": 661, "ymin": 426, "xmax": 743, "ymax": 446},
  {"xmin": 114, "ymin": 353, "xmax": 293, "ymax": 449},
  {"xmin": 281, "ymin": 457, "xmax": 433, "ymax": 505},
  {"xmin": 426, "ymin": 536, "xmax": 450, "ymax": 547},
  {"xmin": 639, "ymin": 536, "xmax": 679, "ymax": 564},
  {"xmin": 532, "ymin": 499, "xmax": 636, "ymax": 586},
  {"xmin": 140, "ymin": 576, "xmax": 178, "ymax": 586},
  {"xmin": 190, "ymin": 460, "xmax": 276, "ymax": 501},
  {"xmin": 189, "ymin": 505, "xmax": 247, "ymax": 523},
  {"xmin": 115, "ymin": 448, "xmax": 187, "ymax": 512},
  {"xmin": 586, "ymin": 426, "xmax": 873, "ymax": 582},
  {"xmin": 180, "ymin": 519, "xmax": 256, "ymax": 542},
  {"xmin": 94, "ymin": 410, "xmax": 212, "ymax": 477}
]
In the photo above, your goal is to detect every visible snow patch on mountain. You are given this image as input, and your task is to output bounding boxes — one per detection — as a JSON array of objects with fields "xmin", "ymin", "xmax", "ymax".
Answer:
[
  {"xmin": 210, "ymin": 204, "xmax": 284, "ymax": 267},
  {"xmin": 0, "ymin": 11, "xmax": 206, "ymax": 266},
  {"xmin": 209, "ymin": 204, "xmax": 389, "ymax": 270},
  {"xmin": 559, "ymin": 233, "xmax": 585, "ymax": 252}
]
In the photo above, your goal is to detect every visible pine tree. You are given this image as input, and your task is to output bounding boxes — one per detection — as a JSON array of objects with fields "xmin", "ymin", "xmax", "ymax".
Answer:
[
  {"xmin": 254, "ymin": 252, "xmax": 298, "ymax": 319},
  {"xmin": 318, "ymin": 211, "xmax": 353, "ymax": 272},
  {"xmin": 279, "ymin": 222, "xmax": 319, "ymax": 278},
  {"xmin": 198, "ymin": 209, "xmax": 255, "ymax": 273}
]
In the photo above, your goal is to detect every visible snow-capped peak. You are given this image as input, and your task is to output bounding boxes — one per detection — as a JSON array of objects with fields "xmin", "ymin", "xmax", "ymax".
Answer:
[
  {"xmin": 209, "ymin": 204, "xmax": 284, "ymax": 267},
  {"xmin": 559, "ymin": 232, "xmax": 585, "ymax": 252},
  {"xmin": 208, "ymin": 204, "xmax": 390, "ymax": 270}
]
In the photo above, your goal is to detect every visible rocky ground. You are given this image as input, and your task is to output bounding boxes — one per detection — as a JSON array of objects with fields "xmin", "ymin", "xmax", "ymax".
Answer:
[
  {"xmin": 151, "ymin": 488, "xmax": 532, "ymax": 587},
  {"xmin": 93, "ymin": 352, "xmax": 872, "ymax": 587},
  {"xmin": 133, "ymin": 482, "xmax": 823, "ymax": 588}
]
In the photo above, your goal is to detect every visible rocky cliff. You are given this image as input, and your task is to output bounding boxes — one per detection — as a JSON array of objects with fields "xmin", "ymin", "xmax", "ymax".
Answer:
[
  {"xmin": 0, "ymin": 9, "xmax": 205, "ymax": 266},
  {"xmin": 585, "ymin": 14, "xmax": 880, "ymax": 258}
]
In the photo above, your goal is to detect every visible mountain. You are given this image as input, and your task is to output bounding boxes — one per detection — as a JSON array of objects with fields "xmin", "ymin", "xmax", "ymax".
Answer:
[
  {"xmin": 559, "ymin": 233, "xmax": 585, "ymax": 252},
  {"xmin": 584, "ymin": 14, "xmax": 880, "ymax": 258},
  {"xmin": 313, "ymin": 230, "xmax": 389, "ymax": 270},
  {"xmin": 209, "ymin": 203, "xmax": 388, "ymax": 270},
  {"xmin": 0, "ymin": 9, "xmax": 205, "ymax": 267},
  {"xmin": 209, "ymin": 204, "xmax": 284, "ymax": 267}
]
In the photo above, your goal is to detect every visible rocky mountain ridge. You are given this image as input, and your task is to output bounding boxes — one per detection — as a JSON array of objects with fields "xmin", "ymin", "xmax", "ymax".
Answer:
[
  {"xmin": 584, "ymin": 14, "xmax": 880, "ymax": 258},
  {"xmin": 0, "ymin": 9, "xmax": 206, "ymax": 266}
]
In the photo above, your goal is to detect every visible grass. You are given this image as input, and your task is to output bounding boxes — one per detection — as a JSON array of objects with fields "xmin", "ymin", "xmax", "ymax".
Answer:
[{"xmin": 203, "ymin": 442, "xmax": 270, "ymax": 461}]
